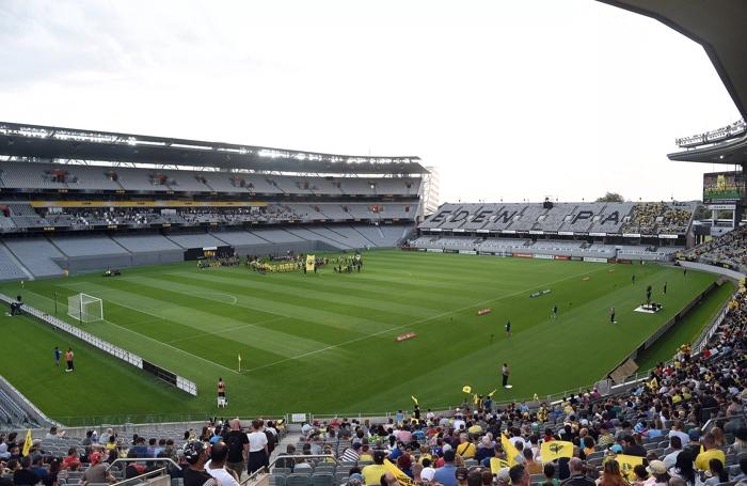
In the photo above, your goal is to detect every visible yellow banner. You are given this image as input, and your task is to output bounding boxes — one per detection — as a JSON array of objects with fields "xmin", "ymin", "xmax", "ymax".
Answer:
[
  {"xmin": 22, "ymin": 429, "xmax": 32, "ymax": 457},
  {"xmin": 306, "ymin": 255, "xmax": 316, "ymax": 272},
  {"xmin": 500, "ymin": 433, "xmax": 520, "ymax": 466},
  {"xmin": 384, "ymin": 459, "xmax": 414, "ymax": 486},
  {"xmin": 615, "ymin": 454, "xmax": 645, "ymax": 481},
  {"xmin": 540, "ymin": 441, "xmax": 574, "ymax": 462},
  {"xmin": 490, "ymin": 457, "xmax": 510, "ymax": 474}
]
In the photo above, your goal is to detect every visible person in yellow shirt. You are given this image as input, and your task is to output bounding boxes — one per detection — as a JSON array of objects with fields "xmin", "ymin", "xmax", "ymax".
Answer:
[
  {"xmin": 455, "ymin": 433, "xmax": 476, "ymax": 459},
  {"xmin": 362, "ymin": 450, "xmax": 388, "ymax": 485},
  {"xmin": 695, "ymin": 432, "xmax": 725, "ymax": 471}
]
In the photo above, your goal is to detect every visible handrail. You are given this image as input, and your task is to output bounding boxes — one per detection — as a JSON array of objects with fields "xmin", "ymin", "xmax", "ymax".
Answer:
[
  {"xmin": 107, "ymin": 465, "xmax": 171, "ymax": 486},
  {"xmin": 108, "ymin": 457, "xmax": 182, "ymax": 472}
]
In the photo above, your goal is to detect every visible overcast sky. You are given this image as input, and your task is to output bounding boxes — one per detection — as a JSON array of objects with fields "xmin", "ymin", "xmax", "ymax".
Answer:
[{"xmin": 0, "ymin": 0, "xmax": 741, "ymax": 204}]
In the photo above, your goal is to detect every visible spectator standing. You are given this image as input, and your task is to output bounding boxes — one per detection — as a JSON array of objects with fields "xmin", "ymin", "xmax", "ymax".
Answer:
[
  {"xmin": 223, "ymin": 419, "xmax": 248, "ymax": 479},
  {"xmin": 206, "ymin": 441, "xmax": 240, "ymax": 486},
  {"xmin": 247, "ymin": 419, "xmax": 268, "ymax": 474},
  {"xmin": 64, "ymin": 348, "xmax": 74, "ymax": 372}
]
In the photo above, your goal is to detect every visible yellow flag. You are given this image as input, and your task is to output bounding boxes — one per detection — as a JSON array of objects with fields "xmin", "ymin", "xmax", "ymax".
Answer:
[
  {"xmin": 384, "ymin": 459, "xmax": 414, "ymax": 486},
  {"xmin": 462, "ymin": 385, "xmax": 472, "ymax": 394},
  {"xmin": 305, "ymin": 255, "xmax": 316, "ymax": 272},
  {"xmin": 238, "ymin": 353, "xmax": 242, "ymax": 362},
  {"xmin": 490, "ymin": 457, "xmax": 510, "ymax": 474},
  {"xmin": 22, "ymin": 428, "xmax": 32, "ymax": 457},
  {"xmin": 473, "ymin": 393, "xmax": 480, "ymax": 405},
  {"xmin": 500, "ymin": 433, "xmax": 520, "ymax": 466},
  {"xmin": 540, "ymin": 441, "xmax": 574, "ymax": 462},
  {"xmin": 411, "ymin": 395, "xmax": 418, "ymax": 405},
  {"xmin": 487, "ymin": 389, "xmax": 497, "ymax": 397},
  {"xmin": 615, "ymin": 454, "xmax": 645, "ymax": 481},
  {"xmin": 649, "ymin": 377, "xmax": 658, "ymax": 390}
]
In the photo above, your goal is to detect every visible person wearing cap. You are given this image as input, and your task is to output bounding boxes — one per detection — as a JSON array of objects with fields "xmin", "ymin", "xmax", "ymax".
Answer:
[
  {"xmin": 645, "ymin": 460, "xmax": 670, "ymax": 486},
  {"xmin": 346, "ymin": 472, "xmax": 364, "ymax": 486},
  {"xmin": 81, "ymin": 452, "xmax": 116, "ymax": 486},
  {"xmin": 420, "ymin": 466, "xmax": 436, "ymax": 485},
  {"xmin": 495, "ymin": 467, "xmax": 512, "ymax": 486},
  {"xmin": 182, "ymin": 441, "xmax": 217, "ymax": 486},
  {"xmin": 340, "ymin": 442, "xmax": 362, "ymax": 464},
  {"xmin": 433, "ymin": 449, "xmax": 458, "ymax": 486},
  {"xmin": 683, "ymin": 429, "xmax": 702, "ymax": 460}
]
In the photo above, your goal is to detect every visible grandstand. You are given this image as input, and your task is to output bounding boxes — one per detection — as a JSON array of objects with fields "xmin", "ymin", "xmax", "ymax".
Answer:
[{"xmin": 0, "ymin": 3, "xmax": 745, "ymax": 486}]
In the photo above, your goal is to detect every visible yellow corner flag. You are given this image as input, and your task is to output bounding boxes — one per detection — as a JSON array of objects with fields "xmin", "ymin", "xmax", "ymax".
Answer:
[
  {"xmin": 22, "ymin": 428, "xmax": 32, "ymax": 457},
  {"xmin": 540, "ymin": 441, "xmax": 574, "ymax": 462},
  {"xmin": 411, "ymin": 395, "xmax": 418, "ymax": 405},
  {"xmin": 238, "ymin": 353, "xmax": 242, "ymax": 372},
  {"xmin": 384, "ymin": 459, "xmax": 414, "ymax": 486},
  {"xmin": 462, "ymin": 385, "xmax": 472, "ymax": 394}
]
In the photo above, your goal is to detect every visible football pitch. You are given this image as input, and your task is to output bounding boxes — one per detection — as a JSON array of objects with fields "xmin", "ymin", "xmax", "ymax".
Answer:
[{"xmin": 0, "ymin": 250, "xmax": 730, "ymax": 425}]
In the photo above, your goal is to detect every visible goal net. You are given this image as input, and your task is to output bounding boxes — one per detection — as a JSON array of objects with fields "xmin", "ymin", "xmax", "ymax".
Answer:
[{"xmin": 67, "ymin": 293, "xmax": 104, "ymax": 323}]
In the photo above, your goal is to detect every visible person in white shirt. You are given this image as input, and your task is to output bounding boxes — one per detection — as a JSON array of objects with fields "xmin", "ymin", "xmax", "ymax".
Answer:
[
  {"xmin": 207, "ymin": 441, "xmax": 240, "ymax": 486},
  {"xmin": 247, "ymin": 420, "xmax": 268, "ymax": 474}
]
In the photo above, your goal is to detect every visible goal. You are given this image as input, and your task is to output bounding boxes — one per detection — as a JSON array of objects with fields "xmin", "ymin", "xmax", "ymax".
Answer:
[{"xmin": 67, "ymin": 293, "xmax": 103, "ymax": 323}]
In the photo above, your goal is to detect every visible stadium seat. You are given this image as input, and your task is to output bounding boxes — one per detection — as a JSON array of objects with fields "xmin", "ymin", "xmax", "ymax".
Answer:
[
  {"xmin": 286, "ymin": 473, "xmax": 312, "ymax": 486},
  {"xmin": 311, "ymin": 472, "xmax": 335, "ymax": 486}
]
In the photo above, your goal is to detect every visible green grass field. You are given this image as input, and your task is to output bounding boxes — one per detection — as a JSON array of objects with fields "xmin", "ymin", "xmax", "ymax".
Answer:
[{"xmin": 0, "ymin": 250, "xmax": 730, "ymax": 426}]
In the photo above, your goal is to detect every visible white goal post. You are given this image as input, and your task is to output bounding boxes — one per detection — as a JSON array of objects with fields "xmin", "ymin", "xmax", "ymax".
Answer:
[{"xmin": 67, "ymin": 293, "xmax": 103, "ymax": 323}]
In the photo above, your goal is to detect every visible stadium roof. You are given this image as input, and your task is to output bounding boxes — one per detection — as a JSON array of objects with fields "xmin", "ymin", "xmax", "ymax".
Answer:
[
  {"xmin": 598, "ymin": 0, "xmax": 745, "ymax": 121},
  {"xmin": 0, "ymin": 121, "xmax": 428, "ymax": 175},
  {"xmin": 599, "ymin": 1, "xmax": 747, "ymax": 169}
]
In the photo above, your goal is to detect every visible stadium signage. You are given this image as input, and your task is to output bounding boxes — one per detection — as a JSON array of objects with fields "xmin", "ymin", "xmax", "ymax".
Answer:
[
  {"xmin": 622, "ymin": 233, "xmax": 641, "ymax": 238},
  {"xmin": 513, "ymin": 253, "xmax": 533, "ymax": 258},
  {"xmin": 426, "ymin": 249, "xmax": 441, "ymax": 253},
  {"xmin": 707, "ymin": 204, "xmax": 736, "ymax": 210},
  {"xmin": 476, "ymin": 229, "xmax": 489, "ymax": 233},
  {"xmin": 583, "ymin": 257, "xmax": 608, "ymax": 263},
  {"xmin": 533, "ymin": 254, "xmax": 553, "ymax": 260},
  {"xmin": 553, "ymin": 255, "xmax": 570, "ymax": 260},
  {"xmin": 590, "ymin": 232, "xmax": 606, "ymax": 237},
  {"xmin": 529, "ymin": 230, "xmax": 543, "ymax": 235},
  {"xmin": 453, "ymin": 228, "xmax": 465, "ymax": 232},
  {"xmin": 658, "ymin": 234, "xmax": 678, "ymax": 239},
  {"xmin": 558, "ymin": 231, "xmax": 573, "ymax": 236},
  {"xmin": 502, "ymin": 230, "xmax": 516, "ymax": 234},
  {"xmin": 459, "ymin": 250, "xmax": 477, "ymax": 255}
]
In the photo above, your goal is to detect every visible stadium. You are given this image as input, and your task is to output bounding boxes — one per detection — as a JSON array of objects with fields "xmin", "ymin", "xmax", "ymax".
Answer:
[{"xmin": 0, "ymin": 2, "xmax": 745, "ymax": 486}]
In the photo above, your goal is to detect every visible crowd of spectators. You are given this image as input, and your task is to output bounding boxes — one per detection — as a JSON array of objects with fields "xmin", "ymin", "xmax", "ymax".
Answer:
[
  {"xmin": 621, "ymin": 203, "xmax": 695, "ymax": 235},
  {"xmin": 678, "ymin": 227, "xmax": 747, "ymax": 273}
]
